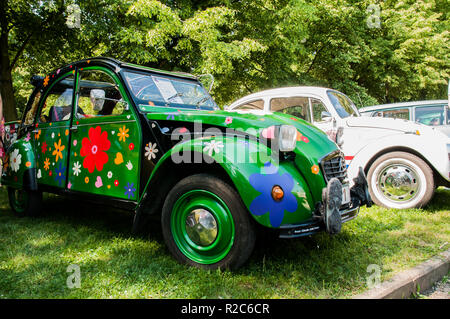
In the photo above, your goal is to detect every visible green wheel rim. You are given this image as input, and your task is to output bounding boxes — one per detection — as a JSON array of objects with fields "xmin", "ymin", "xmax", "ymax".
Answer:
[
  {"xmin": 10, "ymin": 189, "xmax": 28, "ymax": 214},
  {"xmin": 171, "ymin": 190, "xmax": 235, "ymax": 265}
]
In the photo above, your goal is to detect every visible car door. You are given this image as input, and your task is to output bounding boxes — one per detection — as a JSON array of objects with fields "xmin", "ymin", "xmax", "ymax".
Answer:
[
  {"xmin": 34, "ymin": 72, "xmax": 75, "ymax": 188},
  {"xmin": 67, "ymin": 66, "xmax": 141, "ymax": 200}
]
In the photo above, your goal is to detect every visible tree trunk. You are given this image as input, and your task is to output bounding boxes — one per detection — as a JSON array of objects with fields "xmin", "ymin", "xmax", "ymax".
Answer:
[{"xmin": 0, "ymin": 0, "xmax": 18, "ymax": 122}]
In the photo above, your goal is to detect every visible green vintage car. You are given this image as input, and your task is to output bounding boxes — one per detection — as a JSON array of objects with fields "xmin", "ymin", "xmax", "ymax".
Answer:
[{"xmin": 1, "ymin": 58, "xmax": 371, "ymax": 269}]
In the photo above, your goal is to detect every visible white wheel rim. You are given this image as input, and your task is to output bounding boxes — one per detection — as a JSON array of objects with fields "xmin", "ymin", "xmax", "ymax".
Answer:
[{"xmin": 370, "ymin": 158, "xmax": 427, "ymax": 209}]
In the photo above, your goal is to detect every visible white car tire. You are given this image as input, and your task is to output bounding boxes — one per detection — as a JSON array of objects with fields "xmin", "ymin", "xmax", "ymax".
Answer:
[{"xmin": 367, "ymin": 152, "xmax": 435, "ymax": 209}]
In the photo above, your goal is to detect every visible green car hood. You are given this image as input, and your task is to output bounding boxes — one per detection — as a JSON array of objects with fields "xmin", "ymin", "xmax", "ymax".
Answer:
[{"xmin": 144, "ymin": 106, "xmax": 339, "ymax": 202}]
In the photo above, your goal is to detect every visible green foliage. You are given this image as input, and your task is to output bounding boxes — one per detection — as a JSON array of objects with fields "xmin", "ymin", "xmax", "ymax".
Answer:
[{"xmin": 2, "ymin": 0, "xmax": 449, "ymax": 113}]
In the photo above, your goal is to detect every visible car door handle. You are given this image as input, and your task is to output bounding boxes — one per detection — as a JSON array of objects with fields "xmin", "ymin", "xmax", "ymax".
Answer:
[{"xmin": 70, "ymin": 126, "xmax": 78, "ymax": 132}]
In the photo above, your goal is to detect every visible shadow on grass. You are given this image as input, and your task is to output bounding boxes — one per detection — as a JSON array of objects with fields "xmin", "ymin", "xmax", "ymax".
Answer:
[{"xmin": 0, "ymin": 187, "xmax": 448, "ymax": 298}]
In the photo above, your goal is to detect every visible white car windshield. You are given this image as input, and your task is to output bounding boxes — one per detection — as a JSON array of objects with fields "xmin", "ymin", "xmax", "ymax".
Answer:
[{"xmin": 327, "ymin": 90, "xmax": 359, "ymax": 118}]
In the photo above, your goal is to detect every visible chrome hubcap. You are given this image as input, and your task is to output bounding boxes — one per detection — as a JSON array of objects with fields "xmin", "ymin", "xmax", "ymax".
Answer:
[
  {"xmin": 377, "ymin": 164, "xmax": 420, "ymax": 202},
  {"xmin": 185, "ymin": 209, "xmax": 218, "ymax": 247}
]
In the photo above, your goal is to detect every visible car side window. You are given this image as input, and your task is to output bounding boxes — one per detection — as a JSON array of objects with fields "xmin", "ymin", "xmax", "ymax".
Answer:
[
  {"xmin": 76, "ymin": 69, "xmax": 127, "ymax": 118},
  {"xmin": 270, "ymin": 97, "xmax": 311, "ymax": 122},
  {"xmin": 311, "ymin": 98, "xmax": 328, "ymax": 122},
  {"xmin": 381, "ymin": 108, "xmax": 410, "ymax": 120},
  {"xmin": 38, "ymin": 75, "xmax": 74, "ymax": 123},
  {"xmin": 415, "ymin": 106, "xmax": 444, "ymax": 126},
  {"xmin": 235, "ymin": 99, "xmax": 264, "ymax": 110}
]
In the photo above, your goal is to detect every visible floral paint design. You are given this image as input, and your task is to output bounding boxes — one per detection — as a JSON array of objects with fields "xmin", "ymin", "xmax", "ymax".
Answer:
[
  {"xmin": 41, "ymin": 141, "xmax": 48, "ymax": 154},
  {"xmin": 80, "ymin": 126, "xmax": 111, "ymax": 173},
  {"xmin": 52, "ymin": 139, "xmax": 65, "ymax": 162},
  {"xmin": 117, "ymin": 126, "xmax": 129, "ymax": 142},
  {"xmin": 10, "ymin": 149, "xmax": 21, "ymax": 172},
  {"xmin": 225, "ymin": 117, "xmax": 233, "ymax": 125},
  {"xmin": 54, "ymin": 162, "xmax": 66, "ymax": 186},
  {"xmin": 248, "ymin": 162, "xmax": 298, "ymax": 228},
  {"xmin": 73, "ymin": 161, "xmax": 81, "ymax": 176},
  {"xmin": 124, "ymin": 182, "xmax": 136, "ymax": 199},
  {"xmin": 145, "ymin": 142, "xmax": 159, "ymax": 160},
  {"xmin": 203, "ymin": 140, "xmax": 224, "ymax": 156},
  {"xmin": 43, "ymin": 158, "xmax": 50, "ymax": 170},
  {"xmin": 311, "ymin": 164, "xmax": 320, "ymax": 175},
  {"xmin": 43, "ymin": 75, "xmax": 50, "ymax": 87}
]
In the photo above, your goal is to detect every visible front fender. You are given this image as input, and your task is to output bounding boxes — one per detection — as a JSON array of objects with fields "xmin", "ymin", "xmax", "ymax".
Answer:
[
  {"xmin": 347, "ymin": 132, "xmax": 450, "ymax": 184},
  {"xmin": 1, "ymin": 138, "xmax": 37, "ymax": 190},
  {"xmin": 141, "ymin": 135, "xmax": 316, "ymax": 228}
]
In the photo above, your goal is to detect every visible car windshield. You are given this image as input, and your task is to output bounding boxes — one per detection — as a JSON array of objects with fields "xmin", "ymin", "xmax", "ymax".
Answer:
[
  {"xmin": 123, "ymin": 71, "xmax": 218, "ymax": 111},
  {"xmin": 327, "ymin": 90, "xmax": 359, "ymax": 118}
]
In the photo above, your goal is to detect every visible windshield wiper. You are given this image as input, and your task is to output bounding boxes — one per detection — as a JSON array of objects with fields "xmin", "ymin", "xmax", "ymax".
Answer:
[
  {"xmin": 164, "ymin": 92, "xmax": 184, "ymax": 107},
  {"xmin": 195, "ymin": 96, "xmax": 212, "ymax": 108}
]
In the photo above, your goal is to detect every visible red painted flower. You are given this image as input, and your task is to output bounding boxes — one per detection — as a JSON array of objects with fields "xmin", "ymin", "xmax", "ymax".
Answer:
[
  {"xmin": 129, "ymin": 143, "xmax": 134, "ymax": 151},
  {"xmin": 41, "ymin": 141, "xmax": 48, "ymax": 154},
  {"xmin": 114, "ymin": 180, "xmax": 119, "ymax": 187},
  {"xmin": 80, "ymin": 126, "xmax": 111, "ymax": 173}
]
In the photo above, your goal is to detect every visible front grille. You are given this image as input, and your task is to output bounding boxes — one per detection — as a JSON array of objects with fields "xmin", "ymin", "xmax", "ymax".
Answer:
[{"xmin": 320, "ymin": 151, "xmax": 347, "ymax": 183}]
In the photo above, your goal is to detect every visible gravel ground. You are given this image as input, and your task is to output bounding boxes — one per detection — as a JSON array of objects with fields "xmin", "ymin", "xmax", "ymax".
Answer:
[{"xmin": 419, "ymin": 275, "xmax": 449, "ymax": 299}]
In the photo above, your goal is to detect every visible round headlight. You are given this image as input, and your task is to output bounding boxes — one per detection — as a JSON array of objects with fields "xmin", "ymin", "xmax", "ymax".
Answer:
[{"xmin": 278, "ymin": 125, "xmax": 298, "ymax": 152}]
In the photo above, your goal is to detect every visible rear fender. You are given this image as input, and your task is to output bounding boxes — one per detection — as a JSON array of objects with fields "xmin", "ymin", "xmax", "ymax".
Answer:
[{"xmin": 1, "ymin": 138, "xmax": 37, "ymax": 190}]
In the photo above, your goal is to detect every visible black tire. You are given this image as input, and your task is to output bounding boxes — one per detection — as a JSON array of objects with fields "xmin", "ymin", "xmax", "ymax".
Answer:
[
  {"xmin": 367, "ymin": 152, "xmax": 434, "ymax": 209},
  {"xmin": 161, "ymin": 174, "xmax": 256, "ymax": 270},
  {"xmin": 7, "ymin": 187, "xmax": 43, "ymax": 217}
]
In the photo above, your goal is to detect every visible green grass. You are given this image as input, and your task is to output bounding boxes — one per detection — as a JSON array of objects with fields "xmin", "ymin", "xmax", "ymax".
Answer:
[{"xmin": 0, "ymin": 187, "xmax": 449, "ymax": 299}]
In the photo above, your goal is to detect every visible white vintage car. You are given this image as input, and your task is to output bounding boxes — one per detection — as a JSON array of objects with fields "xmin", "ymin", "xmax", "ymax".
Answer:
[{"xmin": 227, "ymin": 87, "xmax": 450, "ymax": 209}]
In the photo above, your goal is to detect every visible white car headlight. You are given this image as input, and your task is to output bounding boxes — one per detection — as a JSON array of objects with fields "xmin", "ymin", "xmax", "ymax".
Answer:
[{"xmin": 278, "ymin": 125, "xmax": 298, "ymax": 152}]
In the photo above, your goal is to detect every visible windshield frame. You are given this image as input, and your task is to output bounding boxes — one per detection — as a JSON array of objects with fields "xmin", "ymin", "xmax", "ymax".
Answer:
[
  {"xmin": 326, "ymin": 90, "xmax": 360, "ymax": 119},
  {"xmin": 120, "ymin": 68, "xmax": 218, "ymax": 112}
]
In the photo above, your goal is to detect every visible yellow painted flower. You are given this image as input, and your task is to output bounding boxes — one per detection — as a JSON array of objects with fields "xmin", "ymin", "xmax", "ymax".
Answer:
[
  {"xmin": 43, "ymin": 158, "xmax": 50, "ymax": 170},
  {"xmin": 35, "ymin": 129, "xmax": 41, "ymax": 140},
  {"xmin": 311, "ymin": 164, "xmax": 320, "ymax": 175},
  {"xmin": 117, "ymin": 125, "xmax": 129, "ymax": 142},
  {"xmin": 52, "ymin": 139, "xmax": 65, "ymax": 162},
  {"xmin": 43, "ymin": 75, "xmax": 50, "ymax": 87},
  {"xmin": 85, "ymin": 176, "xmax": 89, "ymax": 184}
]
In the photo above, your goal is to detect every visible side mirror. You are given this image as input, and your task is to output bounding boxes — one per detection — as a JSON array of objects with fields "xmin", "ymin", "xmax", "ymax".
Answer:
[
  {"xmin": 321, "ymin": 111, "xmax": 333, "ymax": 122},
  {"xmin": 198, "ymin": 74, "xmax": 214, "ymax": 93}
]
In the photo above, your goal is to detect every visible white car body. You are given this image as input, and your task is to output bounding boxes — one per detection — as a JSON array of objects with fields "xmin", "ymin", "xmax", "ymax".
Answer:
[{"xmin": 228, "ymin": 87, "xmax": 450, "ymax": 209}]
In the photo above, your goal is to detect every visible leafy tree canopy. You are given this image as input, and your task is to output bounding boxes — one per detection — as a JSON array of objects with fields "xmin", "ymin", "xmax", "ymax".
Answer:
[{"xmin": 0, "ymin": 0, "xmax": 448, "ymax": 120}]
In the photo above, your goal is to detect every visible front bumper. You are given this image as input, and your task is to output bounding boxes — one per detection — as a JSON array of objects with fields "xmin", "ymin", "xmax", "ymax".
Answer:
[
  {"xmin": 278, "ymin": 166, "xmax": 371, "ymax": 239},
  {"xmin": 279, "ymin": 205, "xmax": 359, "ymax": 238}
]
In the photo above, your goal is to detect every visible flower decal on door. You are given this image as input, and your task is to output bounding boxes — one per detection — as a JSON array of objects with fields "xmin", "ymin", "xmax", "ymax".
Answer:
[
  {"xmin": 144, "ymin": 142, "xmax": 159, "ymax": 160},
  {"xmin": 248, "ymin": 162, "xmax": 298, "ymax": 228},
  {"xmin": 10, "ymin": 149, "xmax": 22, "ymax": 172},
  {"xmin": 80, "ymin": 126, "xmax": 111, "ymax": 173},
  {"xmin": 52, "ymin": 139, "xmax": 65, "ymax": 162}
]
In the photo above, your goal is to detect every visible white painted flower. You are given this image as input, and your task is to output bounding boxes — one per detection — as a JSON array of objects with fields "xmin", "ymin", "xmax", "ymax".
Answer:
[
  {"xmin": 73, "ymin": 161, "xmax": 81, "ymax": 176},
  {"xmin": 203, "ymin": 140, "xmax": 224, "ymax": 156},
  {"xmin": 145, "ymin": 143, "xmax": 159, "ymax": 160},
  {"xmin": 51, "ymin": 132, "xmax": 55, "ymax": 139},
  {"xmin": 107, "ymin": 171, "xmax": 113, "ymax": 179},
  {"xmin": 10, "ymin": 149, "xmax": 22, "ymax": 172},
  {"xmin": 37, "ymin": 169, "xmax": 42, "ymax": 179}
]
